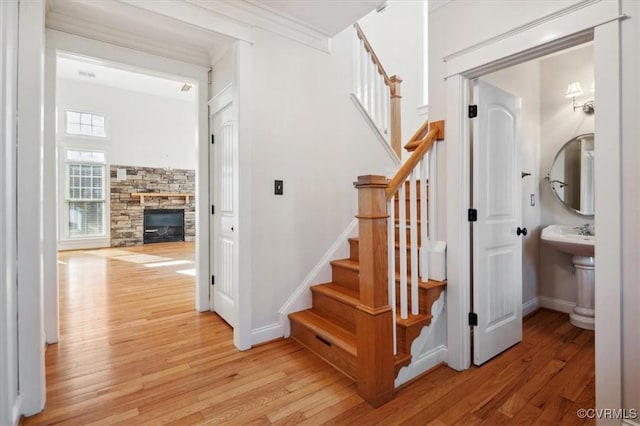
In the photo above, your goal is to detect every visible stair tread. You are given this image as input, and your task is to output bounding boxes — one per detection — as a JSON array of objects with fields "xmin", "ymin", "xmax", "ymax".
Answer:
[
  {"xmin": 395, "ymin": 312, "xmax": 433, "ymax": 327},
  {"xmin": 330, "ymin": 258, "xmax": 360, "ymax": 271},
  {"xmin": 395, "ymin": 351, "xmax": 412, "ymax": 366},
  {"xmin": 289, "ymin": 310, "xmax": 356, "ymax": 356},
  {"xmin": 311, "ymin": 283, "xmax": 359, "ymax": 306}
]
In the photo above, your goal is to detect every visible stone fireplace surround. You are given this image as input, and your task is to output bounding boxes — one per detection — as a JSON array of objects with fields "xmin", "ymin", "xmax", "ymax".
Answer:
[{"xmin": 110, "ymin": 165, "xmax": 195, "ymax": 247}]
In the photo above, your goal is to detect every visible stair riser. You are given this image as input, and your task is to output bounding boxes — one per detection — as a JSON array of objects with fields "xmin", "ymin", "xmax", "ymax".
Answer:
[
  {"xmin": 290, "ymin": 319, "xmax": 356, "ymax": 381},
  {"xmin": 311, "ymin": 291, "xmax": 356, "ymax": 334},
  {"xmin": 396, "ymin": 318, "xmax": 431, "ymax": 355},
  {"xmin": 394, "ymin": 226, "xmax": 423, "ymax": 246},
  {"xmin": 393, "ymin": 200, "xmax": 426, "ymax": 220},
  {"xmin": 393, "ymin": 284, "xmax": 436, "ymax": 313},
  {"xmin": 331, "ymin": 264, "xmax": 359, "ymax": 292},
  {"xmin": 350, "ymin": 239, "xmax": 419, "ymax": 274}
]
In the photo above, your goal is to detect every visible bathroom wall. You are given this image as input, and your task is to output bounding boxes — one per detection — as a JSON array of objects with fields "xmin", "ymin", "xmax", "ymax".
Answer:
[
  {"xmin": 482, "ymin": 60, "xmax": 542, "ymax": 312},
  {"xmin": 538, "ymin": 44, "xmax": 594, "ymax": 309}
]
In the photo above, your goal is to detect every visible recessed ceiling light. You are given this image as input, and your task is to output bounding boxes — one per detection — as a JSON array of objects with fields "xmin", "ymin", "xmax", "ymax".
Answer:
[
  {"xmin": 78, "ymin": 70, "xmax": 95, "ymax": 78},
  {"xmin": 181, "ymin": 83, "xmax": 192, "ymax": 92}
]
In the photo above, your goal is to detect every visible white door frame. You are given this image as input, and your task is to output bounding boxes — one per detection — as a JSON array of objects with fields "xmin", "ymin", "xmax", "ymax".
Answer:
[
  {"xmin": 442, "ymin": 1, "xmax": 623, "ymax": 414},
  {"xmin": 43, "ymin": 30, "xmax": 212, "ymax": 341}
]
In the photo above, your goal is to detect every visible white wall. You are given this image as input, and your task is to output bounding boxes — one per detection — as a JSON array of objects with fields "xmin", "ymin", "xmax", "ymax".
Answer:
[
  {"xmin": 538, "ymin": 45, "xmax": 594, "ymax": 306},
  {"xmin": 621, "ymin": 0, "xmax": 640, "ymax": 417},
  {"xmin": 0, "ymin": 1, "xmax": 20, "ymax": 424},
  {"xmin": 242, "ymin": 27, "xmax": 398, "ymax": 333},
  {"xmin": 56, "ymin": 78, "xmax": 197, "ymax": 170},
  {"xmin": 482, "ymin": 59, "xmax": 541, "ymax": 308},
  {"xmin": 358, "ymin": 0, "xmax": 425, "ymax": 153},
  {"xmin": 211, "ymin": 48, "xmax": 232, "ymax": 97}
]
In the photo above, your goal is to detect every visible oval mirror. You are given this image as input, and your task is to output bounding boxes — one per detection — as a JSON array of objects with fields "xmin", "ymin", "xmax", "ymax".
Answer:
[{"xmin": 548, "ymin": 133, "xmax": 594, "ymax": 216}]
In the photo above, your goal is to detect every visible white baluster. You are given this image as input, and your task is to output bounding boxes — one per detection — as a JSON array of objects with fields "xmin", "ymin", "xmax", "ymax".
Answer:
[
  {"xmin": 353, "ymin": 32, "xmax": 360, "ymax": 98},
  {"xmin": 388, "ymin": 197, "xmax": 397, "ymax": 355},
  {"xmin": 420, "ymin": 158, "xmax": 429, "ymax": 281},
  {"xmin": 369, "ymin": 58, "xmax": 375, "ymax": 118},
  {"xmin": 409, "ymin": 170, "xmax": 419, "ymax": 315},
  {"xmin": 378, "ymin": 74, "xmax": 384, "ymax": 133},
  {"xmin": 360, "ymin": 40, "xmax": 369, "ymax": 105},
  {"xmin": 384, "ymin": 86, "xmax": 390, "ymax": 140},
  {"xmin": 398, "ymin": 184, "xmax": 408, "ymax": 319}
]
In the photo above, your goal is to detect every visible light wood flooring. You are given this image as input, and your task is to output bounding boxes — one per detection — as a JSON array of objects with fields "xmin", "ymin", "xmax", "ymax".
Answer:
[{"xmin": 24, "ymin": 242, "xmax": 595, "ymax": 425}]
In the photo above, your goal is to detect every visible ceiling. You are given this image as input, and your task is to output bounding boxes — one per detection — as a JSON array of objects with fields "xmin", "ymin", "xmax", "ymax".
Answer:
[
  {"xmin": 57, "ymin": 55, "xmax": 197, "ymax": 101},
  {"xmin": 46, "ymin": 0, "xmax": 384, "ymax": 67}
]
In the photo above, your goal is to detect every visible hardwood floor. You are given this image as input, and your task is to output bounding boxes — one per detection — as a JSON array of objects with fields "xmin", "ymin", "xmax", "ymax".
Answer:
[{"xmin": 24, "ymin": 242, "xmax": 595, "ymax": 425}]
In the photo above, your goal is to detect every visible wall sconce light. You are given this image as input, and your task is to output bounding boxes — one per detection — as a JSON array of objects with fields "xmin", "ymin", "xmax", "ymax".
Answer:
[{"xmin": 566, "ymin": 81, "xmax": 595, "ymax": 114}]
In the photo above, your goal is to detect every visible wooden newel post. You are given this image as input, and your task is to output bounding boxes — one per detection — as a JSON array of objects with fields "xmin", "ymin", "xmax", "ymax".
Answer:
[
  {"xmin": 353, "ymin": 175, "xmax": 395, "ymax": 407},
  {"xmin": 389, "ymin": 75, "xmax": 402, "ymax": 159}
]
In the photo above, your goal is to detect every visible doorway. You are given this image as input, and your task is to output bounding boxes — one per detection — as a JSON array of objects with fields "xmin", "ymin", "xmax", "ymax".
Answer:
[
  {"xmin": 43, "ymin": 33, "xmax": 212, "ymax": 346},
  {"xmin": 468, "ymin": 42, "xmax": 595, "ymax": 364}
]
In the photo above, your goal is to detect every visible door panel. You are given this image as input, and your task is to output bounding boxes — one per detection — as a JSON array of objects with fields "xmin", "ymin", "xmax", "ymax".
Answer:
[
  {"xmin": 210, "ymin": 104, "xmax": 236, "ymax": 327},
  {"xmin": 473, "ymin": 79, "xmax": 522, "ymax": 365}
]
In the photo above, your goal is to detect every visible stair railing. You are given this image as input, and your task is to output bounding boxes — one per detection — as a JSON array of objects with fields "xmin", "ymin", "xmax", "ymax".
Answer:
[
  {"xmin": 386, "ymin": 121, "xmax": 444, "ymax": 341},
  {"xmin": 353, "ymin": 23, "xmax": 402, "ymax": 157},
  {"xmin": 353, "ymin": 120, "xmax": 444, "ymax": 406}
]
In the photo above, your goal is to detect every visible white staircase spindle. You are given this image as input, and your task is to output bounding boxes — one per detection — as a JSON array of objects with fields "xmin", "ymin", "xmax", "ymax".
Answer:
[
  {"xmin": 361, "ymin": 40, "xmax": 368, "ymax": 106},
  {"xmin": 388, "ymin": 197, "xmax": 397, "ymax": 355},
  {"xmin": 398, "ymin": 184, "xmax": 408, "ymax": 319},
  {"xmin": 420, "ymin": 158, "xmax": 429, "ymax": 281},
  {"xmin": 409, "ymin": 171, "xmax": 419, "ymax": 315},
  {"xmin": 354, "ymin": 33, "xmax": 361, "ymax": 98}
]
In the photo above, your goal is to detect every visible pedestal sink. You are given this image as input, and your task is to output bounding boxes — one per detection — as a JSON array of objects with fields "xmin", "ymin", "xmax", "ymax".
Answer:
[{"xmin": 541, "ymin": 225, "xmax": 595, "ymax": 330}]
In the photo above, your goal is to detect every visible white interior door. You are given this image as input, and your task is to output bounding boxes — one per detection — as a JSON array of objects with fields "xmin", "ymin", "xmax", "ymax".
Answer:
[
  {"xmin": 472, "ymin": 79, "xmax": 523, "ymax": 365},
  {"xmin": 210, "ymin": 103, "xmax": 237, "ymax": 328}
]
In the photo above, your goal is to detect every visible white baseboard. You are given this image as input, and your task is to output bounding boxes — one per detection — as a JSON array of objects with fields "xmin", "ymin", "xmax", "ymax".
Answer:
[
  {"xmin": 623, "ymin": 419, "xmax": 639, "ymax": 426},
  {"xmin": 395, "ymin": 345, "xmax": 448, "ymax": 388},
  {"xmin": 251, "ymin": 323, "xmax": 284, "ymax": 346},
  {"xmin": 538, "ymin": 296, "xmax": 575, "ymax": 314},
  {"xmin": 522, "ymin": 297, "xmax": 540, "ymax": 316},
  {"xmin": 57, "ymin": 238, "xmax": 110, "ymax": 251},
  {"xmin": 278, "ymin": 219, "xmax": 357, "ymax": 337}
]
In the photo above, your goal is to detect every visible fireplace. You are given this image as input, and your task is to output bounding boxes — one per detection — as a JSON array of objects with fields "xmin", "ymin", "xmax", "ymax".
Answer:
[{"xmin": 143, "ymin": 209, "xmax": 184, "ymax": 244}]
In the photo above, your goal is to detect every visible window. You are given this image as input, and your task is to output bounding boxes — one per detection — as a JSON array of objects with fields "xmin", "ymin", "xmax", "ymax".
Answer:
[
  {"xmin": 65, "ymin": 110, "xmax": 106, "ymax": 137},
  {"xmin": 64, "ymin": 149, "xmax": 106, "ymax": 238}
]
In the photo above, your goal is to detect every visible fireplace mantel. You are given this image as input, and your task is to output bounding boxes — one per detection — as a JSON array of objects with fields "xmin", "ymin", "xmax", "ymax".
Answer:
[{"xmin": 132, "ymin": 192, "xmax": 195, "ymax": 204}]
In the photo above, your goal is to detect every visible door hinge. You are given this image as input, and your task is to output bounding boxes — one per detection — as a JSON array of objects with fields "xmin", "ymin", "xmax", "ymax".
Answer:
[
  {"xmin": 468, "ymin": 105, "xmax": 478, "ymax": 118},
  {"xmin": 469, "ymin": 312, "xmax": 478, "ymax": 326},
  {"xmin": 211, "ymin": 134, "xmax": 215, "ymax": 144},
  {"xmin": 468, "ymin": 208, "xmax": 477, "ymax": 222},
  {"xmin": 211, "ymin": 205, "xmax": 215, "ymax": 215},
  {"xmin": 211, "ymin": 275, "xmax": 215, "ymax": 286}
]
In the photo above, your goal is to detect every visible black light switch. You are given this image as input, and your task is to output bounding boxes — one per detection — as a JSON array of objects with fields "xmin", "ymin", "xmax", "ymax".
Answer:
[{"xmin": 274, "ymin": 180, "xmax": 284, "ymax": 195}]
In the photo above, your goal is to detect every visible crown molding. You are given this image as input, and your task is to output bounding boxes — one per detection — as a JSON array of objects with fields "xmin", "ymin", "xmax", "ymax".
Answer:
[
  {"xmin": 46, "ymin": 11, "xmax": 213, "ymax": 67},
  {"xmin": 131, "ymin": 0, "xmax": 331, "ymax": 53}
]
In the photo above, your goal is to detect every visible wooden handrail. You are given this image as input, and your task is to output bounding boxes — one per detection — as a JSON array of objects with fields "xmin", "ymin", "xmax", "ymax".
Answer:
[
  {"xmin": 404, "ymin": 120, "xmax": 429, "ymax": 152},
  {"xmin": 353, "ymin": 23, "xmax": 390, "ymax": 86},
  {"xmin": 386, "ymin": 120, "xmax": 445, "ymax": 200}
]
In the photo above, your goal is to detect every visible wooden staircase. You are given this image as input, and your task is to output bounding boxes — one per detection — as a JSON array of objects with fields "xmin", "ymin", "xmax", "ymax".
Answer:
[{"xmin": 289, "ymin": 121, "xmax": 446, "ymax": 407}]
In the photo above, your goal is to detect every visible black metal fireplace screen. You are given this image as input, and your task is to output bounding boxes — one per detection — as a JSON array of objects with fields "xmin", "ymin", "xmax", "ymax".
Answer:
[{"xmin": 143, "ymin": 209, "xmax": 184, "ymax": 244}]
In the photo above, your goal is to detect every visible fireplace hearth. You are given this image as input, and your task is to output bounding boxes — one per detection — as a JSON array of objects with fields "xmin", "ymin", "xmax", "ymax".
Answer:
[{"xmin": 143, "ymin": 209, "xmax": 184, "ymax": 244}]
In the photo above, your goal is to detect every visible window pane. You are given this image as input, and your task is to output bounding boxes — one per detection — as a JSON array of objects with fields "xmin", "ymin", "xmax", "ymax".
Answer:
[
  {"xmin": 80, "ymin": 124, "xmax": 92, "ymax": 135},
  {"xmin": 92, "ymin": 115, "xmax": 104, "ymax": 127},
  {"xmin": 67, "ymin": 111, "xmax": 80, "ymax": 124},
  {"xmin": 67, "ymin": 123, "xmax": 80, "ymax": 135},
  {"xmin": 68, "ymin": 201, "xmax": 104, "ymax": 237},
  {"xmin": 92, "ymin": 126, "xmax": 105, "ymax": 137},
  {"xmin": 80, "ymin": 113, "xmax": 92, "ymax": 125}
]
